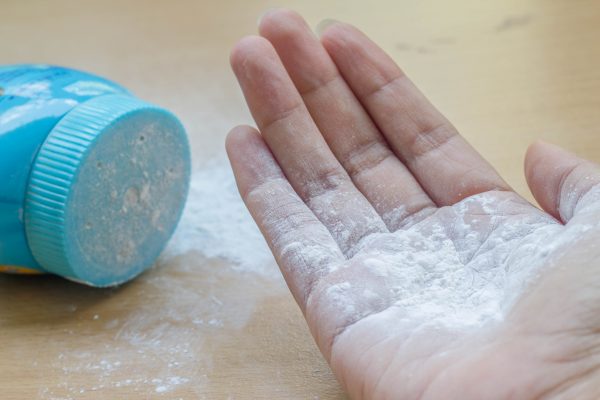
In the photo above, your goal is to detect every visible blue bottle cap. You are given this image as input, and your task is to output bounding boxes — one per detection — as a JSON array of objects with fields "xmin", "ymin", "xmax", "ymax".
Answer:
[{"xmin": 24, "ymin": 94, "xmax": 191, "ymax": 286}]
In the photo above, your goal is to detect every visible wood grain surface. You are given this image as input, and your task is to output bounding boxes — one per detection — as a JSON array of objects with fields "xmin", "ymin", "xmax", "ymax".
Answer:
[{"xmin": 1, "ymin": 0, "xmax": 599, "ymax": 398}]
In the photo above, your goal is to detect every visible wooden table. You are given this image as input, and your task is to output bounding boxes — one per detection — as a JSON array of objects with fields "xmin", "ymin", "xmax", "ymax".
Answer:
[{"xmin": 1, "ymin": 0, "xmax": 599, "ymax": 398}]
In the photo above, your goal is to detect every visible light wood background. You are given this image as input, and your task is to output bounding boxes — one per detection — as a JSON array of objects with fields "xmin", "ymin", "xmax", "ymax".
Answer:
[{"xmin": 1, "ymin": 0, "xmax": 599, "ymax": 399}]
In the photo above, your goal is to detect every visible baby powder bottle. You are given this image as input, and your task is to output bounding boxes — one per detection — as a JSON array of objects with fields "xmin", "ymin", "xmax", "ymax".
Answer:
[{"xmin": 0, "ymin": 65, "xmax": 190, "ymax": 286}]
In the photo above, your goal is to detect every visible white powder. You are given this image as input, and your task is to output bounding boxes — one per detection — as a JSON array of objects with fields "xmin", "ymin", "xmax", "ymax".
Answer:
[
  {"xmin": 303, "ymin": 189, "xmax": 598, "ymax": 333},
  {"xmin": 163, "ymin": 158, "xmax": 277, "ymax": 277},
  {"xmin": 38, "ymin": 249, "xmax": 273, "ymax": 399}
]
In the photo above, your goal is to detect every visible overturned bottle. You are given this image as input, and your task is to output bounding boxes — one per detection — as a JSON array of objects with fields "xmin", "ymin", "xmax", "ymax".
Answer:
[{"xmin": 0, "ymin": 65, "xmax": 190, "ymax": 286}]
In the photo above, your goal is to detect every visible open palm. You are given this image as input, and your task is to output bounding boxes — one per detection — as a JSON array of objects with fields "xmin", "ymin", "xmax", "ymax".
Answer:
[{"xmin": 226, "ymin": 10, "xmax": 600, "ymax": 399}]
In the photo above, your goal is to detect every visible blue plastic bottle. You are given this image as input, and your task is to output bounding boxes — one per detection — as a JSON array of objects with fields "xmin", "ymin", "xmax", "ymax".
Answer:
[{"xmin": 0, "ymin": 65, "xmax": 190, "ymax": 286}]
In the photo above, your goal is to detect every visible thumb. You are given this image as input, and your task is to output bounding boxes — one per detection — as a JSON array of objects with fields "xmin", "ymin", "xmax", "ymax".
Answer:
[{"xmin": 524, "ymin": 140, "xmax": 600, "ymax": 223}]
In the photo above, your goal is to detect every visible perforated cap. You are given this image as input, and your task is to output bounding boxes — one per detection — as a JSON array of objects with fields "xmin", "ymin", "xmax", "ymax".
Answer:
[{"xmin": 24, "ymin": 94, "xmax": 190, "ymax": 286}]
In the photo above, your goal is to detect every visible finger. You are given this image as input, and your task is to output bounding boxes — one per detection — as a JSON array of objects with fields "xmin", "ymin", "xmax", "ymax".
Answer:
[
  {"xmin": 226, "ymin": 125, "xmax": 344, "ymax": 308},
  {"xmin": 320, "ymin": 22, "xmax": 510, "ymax": 206},
  {"xmin": 230, "ymin": 36, "xmax": 387, "ymax": 254},
  {"xmin": 258, "ymin": 9, "xmax": 435, "ymax": 230},
  {"xmin": 525, "ymin": 141, "xmax": 600, "ymax": 223}
]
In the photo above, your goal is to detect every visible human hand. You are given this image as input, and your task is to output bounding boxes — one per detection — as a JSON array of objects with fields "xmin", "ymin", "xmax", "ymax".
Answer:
[{"xmin": 226, "ymin": 9, "xmax": 600, "ymax": 399}]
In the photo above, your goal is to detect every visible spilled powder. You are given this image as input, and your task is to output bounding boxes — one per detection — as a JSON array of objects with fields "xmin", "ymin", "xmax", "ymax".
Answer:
[{"xmin": 164, "ymin": 159, "xmax": 277, "ymax": 277}]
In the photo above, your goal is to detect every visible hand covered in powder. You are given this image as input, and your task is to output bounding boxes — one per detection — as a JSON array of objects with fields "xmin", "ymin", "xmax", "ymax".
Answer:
[{"xmin": 227, "ymin": 9, "xmax": 600, "ymax": 399}]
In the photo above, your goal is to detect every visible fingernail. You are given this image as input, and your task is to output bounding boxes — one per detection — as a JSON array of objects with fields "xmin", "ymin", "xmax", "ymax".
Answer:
[
  {"xmin": 316, "ymin": 19, "xmax": 341, "ymax": 36},
  {"xmin": 257, "ymin": 8, "xmax": 280, "ymax": 27}
]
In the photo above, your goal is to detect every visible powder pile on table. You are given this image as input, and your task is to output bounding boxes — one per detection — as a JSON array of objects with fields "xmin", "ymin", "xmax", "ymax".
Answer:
[{"xmin": 164, "ymin": 158, "xmax": 277, "ymax": 277}]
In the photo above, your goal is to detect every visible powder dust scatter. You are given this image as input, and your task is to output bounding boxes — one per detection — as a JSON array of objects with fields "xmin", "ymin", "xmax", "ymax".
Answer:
[
  {"xmin": 32, "ymin": 157, "xmax": 287, "ymax": 399},
  {"xmin": 164, "ymin": 158, "xmax": 279, "ymax": 277},
  {"xmin": 495, "ymin": 14, "xmax": 532, "ymax": 32},
  {"xmin": 35, "ymin": 260, "xmax": 265, "ymax": 398},
  {"xmin": 36, "ymin": 253, "xmax": 285, "ymax": 399}
]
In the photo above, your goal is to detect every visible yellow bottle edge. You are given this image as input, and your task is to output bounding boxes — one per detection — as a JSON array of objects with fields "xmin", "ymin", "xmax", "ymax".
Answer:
[{"xmin": 0, "ymin": 265, "xmax": 45, "ymax": 275}]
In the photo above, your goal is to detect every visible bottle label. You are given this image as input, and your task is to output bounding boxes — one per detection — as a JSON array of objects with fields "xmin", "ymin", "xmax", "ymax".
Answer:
[{"xmin": 0, "ymin": 265, "xmax": 44, "ymax": 274}]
